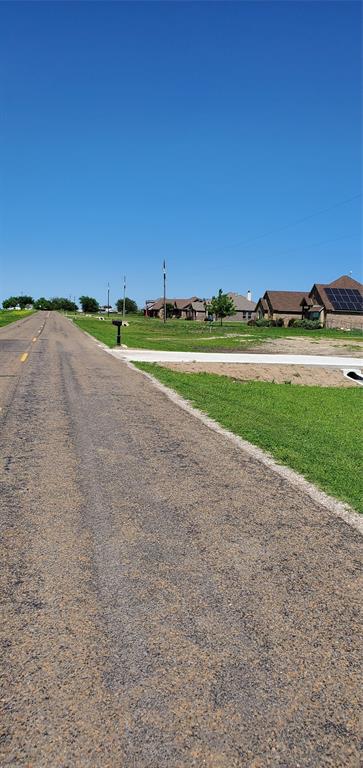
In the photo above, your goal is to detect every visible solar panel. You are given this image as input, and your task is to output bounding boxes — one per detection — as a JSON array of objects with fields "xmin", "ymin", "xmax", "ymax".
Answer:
[{"xmin": 325, "ymin": 288, "xmax": 363, "ymax": 312}]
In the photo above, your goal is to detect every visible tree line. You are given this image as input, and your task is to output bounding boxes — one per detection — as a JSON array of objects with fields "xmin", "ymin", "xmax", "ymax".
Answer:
[{"xmin": 2, "ymin": 295, "xmax": 139, "ymax": 314}]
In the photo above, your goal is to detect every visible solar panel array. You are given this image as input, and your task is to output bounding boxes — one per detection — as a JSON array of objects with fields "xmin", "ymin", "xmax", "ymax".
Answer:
[{"xmin": 325, "ymin": 287, "xmax": 363, "ymax": 313}]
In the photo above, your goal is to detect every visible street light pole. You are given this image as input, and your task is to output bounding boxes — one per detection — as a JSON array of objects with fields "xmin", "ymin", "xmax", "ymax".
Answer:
[
  {"xmin": 107, "ymin": 282, "xmax": 110, "ymax": 317},
  {"xmin": 163, "ymin": 260, "xmax": 166, "ymax": 323},
  {"xmin": 123, "ymin": 275, "xmax": 126, "ymax": 318}
]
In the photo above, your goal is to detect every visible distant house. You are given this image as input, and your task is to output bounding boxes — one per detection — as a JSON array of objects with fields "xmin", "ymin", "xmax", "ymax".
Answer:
[
  {"xmin": 145, "ymin": 297, "xmax": 208, "ymax": 321},
  {"xmin": 255, "ymin": 290, "xmax": 307, "ymax": 326},
  {"xmin": 226, "ymin": 292, "xmax": 256, "ymax": 322},
  {"xmin": 300, "ymin": 275, "xmax": 363, "ymax": 330}
]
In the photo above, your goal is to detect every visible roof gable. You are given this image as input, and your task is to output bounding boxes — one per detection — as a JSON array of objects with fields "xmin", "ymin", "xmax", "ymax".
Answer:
[
  {"xmin": 227, "ymin": 292, "xmax": 256, "ymax": 310},
  {"xmin": 328, "ymin": 275, "xmax": 363, "ymax": 291},
  {"xmin": 263, "ymin": 290, "xmax": 307, "ymax": 312}
]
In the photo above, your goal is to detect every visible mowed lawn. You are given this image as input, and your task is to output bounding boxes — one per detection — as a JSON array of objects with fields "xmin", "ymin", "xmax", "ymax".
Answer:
[
  {"xmin": 0, "ymin": 310, "xmax": 34, "ymax": 328},
  {"xmin": 72, "ymin": 313, "xmax": 362, "ymax": 352},
  {"xmin": 135, "ymin": 364, "xmax": 363, "ymax": 513}
]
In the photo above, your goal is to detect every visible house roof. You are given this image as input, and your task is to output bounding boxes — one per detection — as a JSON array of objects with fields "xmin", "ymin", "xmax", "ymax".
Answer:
[
  {"xmin": 148, "ymin": 298, "xmax": 170, "ymax": 311},
  {"xmin": 256, "ymin": 298, "xmax": 269, "ymax": 312},
  {"xmin": 148, "ymin": 297, "xmax": 201, "ymax": 311},
  {"xmin": 227, "ymin": 292, "xmax": 256, "ymax": 311},
  {"xmin": 263, "ymin": 291, "xmax": 307, "ymax": 312},
  {"xmin": 174, "ymin": 297, "xmax": 200, "ymax": 309},
  {"xmin": 311, "ymin": 275, "xmax": 363, "ymax": 312},
  {"xmin": 191, "ymin": 300, "xmax": 208, "ymax": 312}
]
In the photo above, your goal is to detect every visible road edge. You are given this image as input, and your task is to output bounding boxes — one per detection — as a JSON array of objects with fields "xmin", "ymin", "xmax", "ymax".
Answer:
[
  {"xmin": 123, "ymin": 356, "xmax": 362, "ymax": 534},
  {"xmin": 67, "ymin": 319, "xmax": 362, "ymax": 534}
]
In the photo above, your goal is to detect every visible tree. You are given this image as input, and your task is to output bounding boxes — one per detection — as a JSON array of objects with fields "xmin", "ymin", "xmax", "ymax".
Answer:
[
  {"xmin": 34, "ymin": 297, "xmax": 53, "ymax": 310},
  {"xmin": 166, "ymin": 303, "xmax": 174, "ymax": 319},
  {"xmin": 79, "ymin": 295, "xmax": 99, "ymax": 313},
  {"xmin": 18, "ymin": 295, "xmax": 34, "ymax": 309},
  {"xmin": 209, "ymin": 289, "xmax": 236, "ymax": 325},
  {"xmin": 50, "ymin": 297, "xmax": 78, "ymax": 312},
  {"xmin": 2, "ymin": 295, "xmax": 33, "ymax": 309},
  {"xmin": 2, "ymin": 296, "xmax": 20, "ymax": 309},
  {"xmin": 116, "ymin": 296, "xmax": 138, "ymax": 314}
]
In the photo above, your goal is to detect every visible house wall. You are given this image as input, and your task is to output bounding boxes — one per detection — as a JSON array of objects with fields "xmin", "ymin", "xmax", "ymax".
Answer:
[
  {"xmin": 272, "ymin": 311, "xmax": 301, "ymax": 326},
  {"xmin": 226, "ymin": 310, "xmax": 256, "ymax": 322},
  {"xmin": 325, "ymin": 312, "xmax": 363, "ymax": 330}
]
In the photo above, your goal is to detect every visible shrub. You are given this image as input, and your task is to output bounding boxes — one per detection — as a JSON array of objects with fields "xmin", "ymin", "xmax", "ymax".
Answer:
[
  {"xmin": 291, "ymin": 319, "xmax": 322, "ymax": 330},
  {"xmin": 255, "ymin": 318, "xmax": 271, "ymax": 327},
  {"xmin": 247, "ymin": 318, "xmax": 256, "ymax": 326}
]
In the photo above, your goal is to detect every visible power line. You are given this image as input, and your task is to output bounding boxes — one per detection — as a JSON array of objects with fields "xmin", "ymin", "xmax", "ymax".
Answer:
[
  {"xmin": 199, "ymin": 192, "xmax": 362, "ymax": 258},
  {"xmin": 274, "ymin": 231, "xmax": 360, "ymax": 261}
]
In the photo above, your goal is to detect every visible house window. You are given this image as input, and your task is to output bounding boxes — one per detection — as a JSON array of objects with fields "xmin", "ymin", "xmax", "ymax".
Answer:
[{"xmin": 242, "ymin": 311, "xmax": 246, "ymax": 319}]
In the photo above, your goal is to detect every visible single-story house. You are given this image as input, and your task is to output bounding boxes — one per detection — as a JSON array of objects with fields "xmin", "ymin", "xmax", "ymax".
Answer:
[
  {"xmin": 255, "ymin": 290, "xmax": 307, "ymax": 326},
  {"xmin": 226, "ymin": 292, "xmax": 256, "ymax": 322},
  {"xmin": 300, "ymin": 275, "xmax": 363, "ymax": 330},
  {"xmin": 145, "ymin": 297, "xmax": 208, "ymax": 320}
]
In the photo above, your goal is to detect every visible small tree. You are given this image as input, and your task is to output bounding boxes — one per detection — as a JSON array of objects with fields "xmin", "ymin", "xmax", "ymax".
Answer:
[
  {"xmin": 116, "ymin": 297, "xmax": 138, "ymax": 314},
  {"xmin": 210, "ymin": 289, "xmax": 236, "ymax": 325},
  {"xmin": 165, "ymin": 303, "xmax": 174, "ymax": 319},
  {"xmin": 79, "ymin": 295, "xmax": 99, "ymax": 313}
]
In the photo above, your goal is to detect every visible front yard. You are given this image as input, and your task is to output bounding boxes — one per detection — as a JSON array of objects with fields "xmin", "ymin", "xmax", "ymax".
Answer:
[{"xmin": 72, "ymin": 313, "xmax": 362, "ymax": 353}]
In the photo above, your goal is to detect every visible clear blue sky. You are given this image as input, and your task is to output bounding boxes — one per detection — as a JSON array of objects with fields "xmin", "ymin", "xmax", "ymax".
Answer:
[{"xmin": 0, "ymin": 0, "xmax": 361, "ymax": 307}]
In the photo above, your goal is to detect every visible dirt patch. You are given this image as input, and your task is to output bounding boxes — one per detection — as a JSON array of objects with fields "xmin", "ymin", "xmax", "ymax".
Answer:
[
  {"xmin": 160, "ymin": 362, "xmax": 361, "ymax": 387},
  {"xmin": 246, "ymin": 336, "xmax": 363, "ymax": 357}
]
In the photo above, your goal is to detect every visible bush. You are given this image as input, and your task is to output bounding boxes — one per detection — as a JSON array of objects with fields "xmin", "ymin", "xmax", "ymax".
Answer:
[
  {"xmin": 255, "ymin": 318, "xmax": 271, "ymax": 327},
  {"xmin": 290, "ymin": 319, "xmax": 322, "ymax": 330},
  {"xmin": 247, "ymin": 318, "xmax": 256, "ymax": 326},
  {"xmin": 276, "ymin": 318, "xmax": 284, "ymax": 327}
]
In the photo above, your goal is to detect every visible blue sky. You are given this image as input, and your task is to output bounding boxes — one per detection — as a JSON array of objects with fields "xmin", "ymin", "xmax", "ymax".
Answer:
[{"xmin": 0, "ymin": 0, "xmax": 361, "ymax": 307}]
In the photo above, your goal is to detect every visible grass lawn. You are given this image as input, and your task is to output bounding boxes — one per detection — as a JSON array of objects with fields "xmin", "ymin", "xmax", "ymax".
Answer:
[
  {"xmin": 72, "ymin": 313, "xmax": 362, "ymax": 352},
  {"xmin": 135, "ymin": 363, "xmax": 363, "ymax": 513},
  {"xmin": 0, "ymin": 309, "xmax": 34, "ymax": 328}
]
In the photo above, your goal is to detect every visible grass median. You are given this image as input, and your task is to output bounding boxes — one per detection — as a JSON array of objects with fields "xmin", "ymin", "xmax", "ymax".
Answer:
[{"xmin": 135, "ymin": 363, "xmax": 363, "ymax": 513}]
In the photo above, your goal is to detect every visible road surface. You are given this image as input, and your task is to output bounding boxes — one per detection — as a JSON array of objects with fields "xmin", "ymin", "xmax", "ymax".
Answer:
[{"xmin": 0, "ymin": 312, "xmax": 361, "ymax": 767}]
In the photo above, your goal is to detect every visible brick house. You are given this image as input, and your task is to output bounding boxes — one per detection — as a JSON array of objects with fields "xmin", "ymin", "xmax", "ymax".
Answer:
[
  {"xmin": 300, "ymin": 275, "xmax": 363, "ymax": 330},
  {"xmin": 226, "ymin": 292, "xmax": 256, "ymax": 322},
  {"xmin": 145, "ymin": 297, "xmax": 208, "ymax": 320},
  {"xmin": 255, "ymin": 290, "xmax": 307, "ymax": 326}
]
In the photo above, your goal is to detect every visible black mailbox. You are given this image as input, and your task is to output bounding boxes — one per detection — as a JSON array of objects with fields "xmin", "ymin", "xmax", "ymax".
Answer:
[{"xmin": 112, "ymin": 319, "xmax": 123, "ymax": 346}]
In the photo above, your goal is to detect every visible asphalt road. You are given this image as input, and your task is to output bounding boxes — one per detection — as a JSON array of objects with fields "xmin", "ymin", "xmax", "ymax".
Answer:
[{"xmin": 0, "ymin": 312, "xmax": 361, "ymax": 767}]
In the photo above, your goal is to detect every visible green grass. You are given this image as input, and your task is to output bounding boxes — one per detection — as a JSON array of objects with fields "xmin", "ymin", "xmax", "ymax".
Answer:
[
  {"xmin": 0, "ymin": 309, "xmax": 35, "ymax": 328},
  {"xmin": 135, "ymin": 363, "xmax": 363, "ymax": 513},
  {"xmin": 72, "ymin": 313, "xmax": 363, "ymax": 352}
]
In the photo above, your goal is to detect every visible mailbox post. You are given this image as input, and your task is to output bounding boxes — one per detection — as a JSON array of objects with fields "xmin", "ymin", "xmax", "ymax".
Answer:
[{"xmin": 112, "ymin": 319, "xmax": 123, "ymax": 346}]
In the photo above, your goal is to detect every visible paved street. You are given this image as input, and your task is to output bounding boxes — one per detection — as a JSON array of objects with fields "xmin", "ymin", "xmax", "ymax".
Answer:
[{"xmin": 0, "ymin": 312, "xmax": 361, "ymax": 767}]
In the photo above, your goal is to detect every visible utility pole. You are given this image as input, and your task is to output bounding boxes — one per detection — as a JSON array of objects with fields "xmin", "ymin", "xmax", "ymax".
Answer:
[
  {"xmin": 163, "ymin": 259, "xmax": 166, "ymax": 323},
  {"xmin": 107, "ymin": 282, "xmax": 110, "ymax": 317},
  {"xmin": 122, "ymin": 275, "xmax": 126, "ymax": 318}
]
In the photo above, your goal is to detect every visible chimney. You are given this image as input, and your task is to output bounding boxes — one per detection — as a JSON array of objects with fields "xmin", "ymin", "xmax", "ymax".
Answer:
[{"xmin": 247, "ymin": 290, "xmax": 252, "ymax": 302}]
